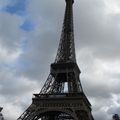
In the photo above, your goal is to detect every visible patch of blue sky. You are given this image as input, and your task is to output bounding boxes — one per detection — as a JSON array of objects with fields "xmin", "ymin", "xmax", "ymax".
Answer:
[
  {"xmin": 17, "ymin": 61, "xmax": 30, "ymax": 70},
  {"xmin": 14, "ymin": 59, "xmax": 31, "ymax": 70},
  {"xmin": 20, "ymin": 20, "xmax": 34, "ymax": 32},
  {"xmin": 20, "ymin": 38, "xmax": 29, "ymax": 52},
  {"xmin": 0, "ymin": 64, "xmax": 8, "ymax": 69},
  {"xmin": 0, "ymin": 59, "xmax": 30, "ymax": 70},
  {"xmin": 0, "ymin": 63, "xmax": 17, "ymax": 70},
  {"xmin": 4, "ymin": 0, "xmax": 27, "ymax": 16}
]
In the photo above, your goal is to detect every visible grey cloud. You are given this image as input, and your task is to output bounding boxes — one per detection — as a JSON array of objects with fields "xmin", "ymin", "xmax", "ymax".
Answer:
[
  {"xmin": 0, "ymin": 67, "xmax": 39, "ymax": 98},
  {"xmin": 18, "ymin": 30, "xmax": 58, "ymax": 80},
  {"xmin": 93, "ymin": 110, "xmax": 110, "ymax": 120},
  {"xmin": 74, "ymin": 0, "xmax": 120, "ymax": 59},
  {"xmin": 107, "ymin": 106, "xmax": 120, "ymax": 115},
  {"xmin": 0, "ymin": 13, "xmax": 23, "ymax": 51}
]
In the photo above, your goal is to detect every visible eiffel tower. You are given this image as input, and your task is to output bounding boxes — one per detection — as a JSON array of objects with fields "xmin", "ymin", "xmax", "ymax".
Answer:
[{"xmin": 17, "ymin": 0, "xmax": 94, "ymax": 120}]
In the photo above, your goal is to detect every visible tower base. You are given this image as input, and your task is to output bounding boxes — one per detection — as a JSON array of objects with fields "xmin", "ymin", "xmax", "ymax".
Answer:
[{"xmin": 18, "ymin": 93, "xmax": 94, "ymax": 120}]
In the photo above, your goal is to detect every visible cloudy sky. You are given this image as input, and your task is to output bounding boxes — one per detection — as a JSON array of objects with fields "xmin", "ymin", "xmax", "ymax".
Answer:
[{"xmin": 0, "ymin": 0, "xmax": 120, "ymax": 120}]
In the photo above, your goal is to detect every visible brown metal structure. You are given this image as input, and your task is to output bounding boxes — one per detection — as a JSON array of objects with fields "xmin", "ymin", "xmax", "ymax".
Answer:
[{"xmin": 17, "ymin": 0, "xmax": 94, "ymax": 119}]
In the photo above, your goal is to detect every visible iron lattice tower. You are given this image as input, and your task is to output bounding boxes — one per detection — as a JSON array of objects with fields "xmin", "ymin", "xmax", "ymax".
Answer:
[{"xmin": 17, "ymin": 0, "xmax": 94, "ymax": 120}]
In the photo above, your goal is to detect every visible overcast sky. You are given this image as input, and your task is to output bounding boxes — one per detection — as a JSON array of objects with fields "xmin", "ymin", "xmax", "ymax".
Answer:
[{"xmin": 0, "ymin": 0, "xmax": 120, "ymax": 120}]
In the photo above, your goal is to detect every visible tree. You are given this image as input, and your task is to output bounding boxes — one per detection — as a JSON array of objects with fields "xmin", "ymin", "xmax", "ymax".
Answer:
[
  {"xmin": 113, "ymin": 114, "xmax": 120, "ymax": 120},
  {"xmin": 0, "ymin": 107, "xmax": 4, "ymax": 120}
]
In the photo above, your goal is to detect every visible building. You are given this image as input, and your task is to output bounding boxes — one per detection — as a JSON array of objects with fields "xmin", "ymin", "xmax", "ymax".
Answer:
[{"xmin": 0, "ymin": 107, "xmax": 4, "ymax": 120}]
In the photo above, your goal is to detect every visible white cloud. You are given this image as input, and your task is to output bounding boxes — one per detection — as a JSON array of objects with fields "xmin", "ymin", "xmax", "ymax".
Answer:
[
  {"xmin": 0, "ymin": 69, "xmax": 40, "ymax": 120},
  {"xmin": 3, "ymin": 103, "xmax": 22, "ymax": 120},
  {"xmin": 104, "ymin": 0, "xmax": 120, "ymax": 14},
  {"xmin": 0, "ymin": 45, "xmax": 22, "ymax": 64}
]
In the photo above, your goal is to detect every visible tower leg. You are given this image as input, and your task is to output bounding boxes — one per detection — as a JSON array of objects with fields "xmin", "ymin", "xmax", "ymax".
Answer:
[
  {"xmin": 49, "ymin": 115, "xmax": 55, "ymax": 120},
  {"xmin": 75, "ymin": 110, "xmax": 93, "ymax": 120}
]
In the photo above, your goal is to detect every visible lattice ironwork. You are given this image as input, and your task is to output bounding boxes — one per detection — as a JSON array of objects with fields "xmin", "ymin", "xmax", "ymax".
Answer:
[
  {"xmin": 55, "ymin": 0, "xmax": 76, "ymax": 63},
  {"xmin": 17, "ymin": 0, "xmax": 94, "ymax": 120}
]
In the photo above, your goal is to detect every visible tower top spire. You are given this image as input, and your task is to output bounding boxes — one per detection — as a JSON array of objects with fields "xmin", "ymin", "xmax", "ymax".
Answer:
[
  {"xmin": 65, "ymin": 0, "xmax": 74, "ymax": 4},
  {"xmin": 55, "ymin": 0, "xmax": 76, "ymax": 63}
]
